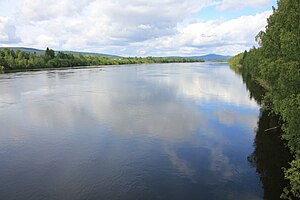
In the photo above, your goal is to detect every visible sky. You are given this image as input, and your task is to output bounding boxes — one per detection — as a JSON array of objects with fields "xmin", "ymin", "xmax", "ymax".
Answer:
[{"xmin": 0, "ymin": 0, "xmax": 277, "ymax": 56}]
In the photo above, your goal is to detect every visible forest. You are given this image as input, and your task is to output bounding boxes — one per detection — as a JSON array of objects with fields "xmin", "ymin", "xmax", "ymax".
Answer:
[
  {"xmin": 229, "ymin": 0, "xmax": 299, "ymax": 198},
  {"xmin": 0, "ymin": 48, "xmax": 203, "ymax": 72}
]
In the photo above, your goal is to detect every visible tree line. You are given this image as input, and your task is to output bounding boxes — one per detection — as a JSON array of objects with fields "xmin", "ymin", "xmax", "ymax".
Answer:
[
  {"xmin": 230, "ymin": 0, "xmax": 299, "ymax": 198},
  {"xmin": 0, "ymin": 48, "xmax": 204, "ymax": 72}
]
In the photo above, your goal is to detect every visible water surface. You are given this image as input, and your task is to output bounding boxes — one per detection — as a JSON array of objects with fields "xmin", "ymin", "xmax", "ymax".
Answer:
[{"xmin": 0, "ymin": 63, "xmax": 264, "ymax": 199}]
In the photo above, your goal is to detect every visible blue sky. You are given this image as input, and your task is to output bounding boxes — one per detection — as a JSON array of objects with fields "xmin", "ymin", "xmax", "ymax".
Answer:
[
  {"xmin": 0, "ymin": 0, "xmax": 277, "ymax": 56},
  {"xmin": 196, "ymin": 3, "xmax": 275, "ymax": 20}
]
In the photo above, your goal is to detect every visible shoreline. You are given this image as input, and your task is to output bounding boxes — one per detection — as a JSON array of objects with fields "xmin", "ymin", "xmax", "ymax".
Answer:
[{"xmin": 0, "ymin": 61, "xmax": 207, "ymax": 74}]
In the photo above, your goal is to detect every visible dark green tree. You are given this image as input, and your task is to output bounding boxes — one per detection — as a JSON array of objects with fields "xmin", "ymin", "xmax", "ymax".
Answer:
[{"xmin": 45, "ymin": 47, "xmax": 55, "ymax": 61}]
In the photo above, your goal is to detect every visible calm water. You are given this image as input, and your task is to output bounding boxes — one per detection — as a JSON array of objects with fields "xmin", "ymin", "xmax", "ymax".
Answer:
[{"xmin": 0, "ymin": 63, "xmax": 270, "ymax": 199}]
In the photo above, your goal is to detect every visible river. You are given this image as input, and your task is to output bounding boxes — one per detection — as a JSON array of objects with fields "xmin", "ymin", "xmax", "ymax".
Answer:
[{"xmin": 0, "ymin": 63, "xmax": 290, "ymax": 199}]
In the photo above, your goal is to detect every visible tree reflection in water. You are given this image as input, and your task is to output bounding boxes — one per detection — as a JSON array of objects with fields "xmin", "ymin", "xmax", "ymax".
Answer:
[{"xmin": 248, "ymin": 110, "xmax": 293, "ymax": 200}]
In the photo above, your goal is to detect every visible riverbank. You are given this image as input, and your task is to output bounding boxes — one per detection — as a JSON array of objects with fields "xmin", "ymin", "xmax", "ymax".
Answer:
[
  {"xmin": 227, "ymin": 5, "xmax": 300, "ymax": 196},
  {"xmin": 229, "ymin": 54, "xmax": 300, "ymax": 199}
]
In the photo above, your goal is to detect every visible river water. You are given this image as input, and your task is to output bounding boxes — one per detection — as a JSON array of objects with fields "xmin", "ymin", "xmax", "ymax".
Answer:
[{"xmin": 0, "ymin": 63, "xmax": 285, "ymax": 199}]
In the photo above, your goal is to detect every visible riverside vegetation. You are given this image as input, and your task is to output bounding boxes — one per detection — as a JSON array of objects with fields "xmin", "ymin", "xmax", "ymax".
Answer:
[
  {"xmin": 0, "ymin": 48, "xmax": 203, "ymax": 73},
  {"xmin": 230, "ymin": 0, "xmax": 300, "ymax": 198}
]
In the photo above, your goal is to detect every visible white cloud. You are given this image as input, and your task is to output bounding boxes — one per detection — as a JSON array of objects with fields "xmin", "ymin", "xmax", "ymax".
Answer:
[
  {"xmin": 179, "ymin": 11, "xmax": 272, "ymax": 54},
  {"xmin": 140, "ymin": 10, "xmax": 272, "ymax": 56},
  {"xmin": 0, "ymin": 0, "xmax": 273, "ymax": 55},
  {"xmin": 0, "ymin": 17, "xmax": 20, "ymax": 44},
  {"xmin": 8, "ymin": 0, "xmax": 216, "ymax": 52},
  {"xmin": 217, "ymin": 0, "xmax": 273, "ymax": 10},
  {"xmin": 19, "ymin": 0, "xmax": 93, "ymax": 21}
]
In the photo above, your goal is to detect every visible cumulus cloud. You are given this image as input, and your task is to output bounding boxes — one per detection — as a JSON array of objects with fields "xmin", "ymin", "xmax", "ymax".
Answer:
[
  {"xmin": 0, "ymin": 17, "xmax": 20, "ymax": 44},
  {"xmin": 19, "ymin": 0, "xmax": 93, "ymax": 21},
  {"xmin": 15, "ymin": 0, "xmax": 214, "ymax": 48},
  {"xmin": 0, "ymin": 0, "xmax": 274, "ymax": 55},
  {"xmin": 172, "ymin": 11, "xmax": 272, "ymax": 55},
  {"xmin": 119, "ymin": 10, "xmax": 272, "ymax": 56}
]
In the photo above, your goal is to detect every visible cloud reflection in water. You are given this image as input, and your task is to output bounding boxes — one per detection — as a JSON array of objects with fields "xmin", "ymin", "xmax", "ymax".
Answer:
[{"xmin": 0, "ymin": 63, "xmax": 262, "ymax": 199}]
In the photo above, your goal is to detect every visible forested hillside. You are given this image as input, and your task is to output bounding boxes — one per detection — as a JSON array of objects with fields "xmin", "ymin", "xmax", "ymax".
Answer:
[
  {"xmin": 0, "ymin": 47, "xmax": 119, "ymax": 58},
  {"xmin": 0, "ymin": 48, "xmax": 203, "ymax": 72},
  {"xmin": 229, "ymin": 0, "xmax": 299, "ymax": 198}
]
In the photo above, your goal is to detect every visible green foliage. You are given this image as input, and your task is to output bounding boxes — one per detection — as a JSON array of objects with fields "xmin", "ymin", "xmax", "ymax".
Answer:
[
  {"xmin": 230, "ymin": 0, "xmax": 300, "ymax": 198},
  {"xmin": 0, "ymin": 48, "xmax": 204, "ymax": 72},
  {"xmin": 45, "ymin": 47, "xmax": 55, "ymax": 61},
  {"xmin": 228, "ymin": 52, "xmax": 243, "ymax": 73},
  {"xmin": 282, "ymin": 158, "xmax": 300, "ymax": 199}
]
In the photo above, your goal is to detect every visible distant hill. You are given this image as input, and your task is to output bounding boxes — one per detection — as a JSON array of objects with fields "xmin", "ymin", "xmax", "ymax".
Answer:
[
  {"xmin": 167, "ymin": 54, "xmax": 232, "ymax": 61},
  {"xmin": 0, "ymin": 47, "xmax": 120, "ymax": 58},
  {"xmin": 189, "ymin": 54, "xmax": 232, "ymax": 61},
  {"xmin": 0, "ymin": 47, "xmax": 45, "ymax": 55}
]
